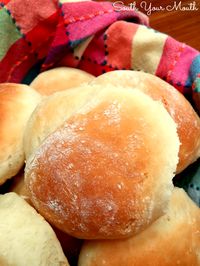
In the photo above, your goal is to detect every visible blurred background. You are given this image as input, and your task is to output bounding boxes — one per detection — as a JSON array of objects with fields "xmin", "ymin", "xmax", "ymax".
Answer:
[{"xmin": 96, "ymin": 0, "xmax": 200, "ymax": 50}]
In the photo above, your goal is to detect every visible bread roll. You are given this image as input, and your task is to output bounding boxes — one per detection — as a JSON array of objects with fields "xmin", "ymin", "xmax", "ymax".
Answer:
[
  {"xmin": 90, "ymin": 70, "xmax": 200, "ymax": 173},
  {"xmin": 0, "ymin": 192, "xmax": 69, "ymax": 266},
  {"xmin": 0, "ymin": 83, "xmax": 41, "ymax": 184},
  {"xmin": 8, "ymin": 173, "xmax": 81, "ymax": 264},
  {"xmin": 24, "ymin": 85, "xmax": 99, "ymax": 159},
  {"xmin": 25, "ymin": 86, "xmax": 179, "ymax": 239},
  {"xmin": 78, "ymin": 188, "xmax": 200, "ymax": 266},
  {"xmin": 30, "ymin": 67, "xmax": 94, "ymax": 95}
]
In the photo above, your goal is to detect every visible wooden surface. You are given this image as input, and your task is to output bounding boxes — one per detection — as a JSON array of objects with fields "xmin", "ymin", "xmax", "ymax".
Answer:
[
  {"xmin": 149, "ymin": 0, "xmax": 200, "ymax": 51},
  {"xmin": 98, "ymin": 0, "xmax": 200, "ymax": 51}
]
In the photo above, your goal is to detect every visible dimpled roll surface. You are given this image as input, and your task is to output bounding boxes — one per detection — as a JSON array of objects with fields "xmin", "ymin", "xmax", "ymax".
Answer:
[{"xmin": 25, "ymin": 86, "xmax": 179, "ymax": 239}]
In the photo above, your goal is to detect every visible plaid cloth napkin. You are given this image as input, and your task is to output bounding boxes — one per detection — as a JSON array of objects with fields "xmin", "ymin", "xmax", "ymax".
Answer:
[{"xmin": 0, "ymin": 0, "xmax": 199, "ymax": 205}]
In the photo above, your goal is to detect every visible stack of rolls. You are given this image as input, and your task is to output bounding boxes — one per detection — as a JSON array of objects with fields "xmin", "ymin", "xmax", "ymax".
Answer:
[{"xmin": 0, "ymin": 67, "xmax": 200, "ymax": 265}]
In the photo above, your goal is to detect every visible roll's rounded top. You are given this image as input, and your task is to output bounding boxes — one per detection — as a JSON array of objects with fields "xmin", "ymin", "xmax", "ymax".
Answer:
[
  {"xmin": 91, "ymin": 70, "xmax": 200, "ymax": 173},
  {"xmin": 25, "ymin": 85, "xmax": 179, "ymax": 239}
]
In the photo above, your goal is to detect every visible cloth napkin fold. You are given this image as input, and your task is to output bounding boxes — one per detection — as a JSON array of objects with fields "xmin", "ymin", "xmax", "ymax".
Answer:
[
  {"xmin": 0, "ymin": 0, "xmax": 199, "ymax": 98},
  {"xmin": 0, "ymin": 0, "xmax": 199, "ymax": 205}
]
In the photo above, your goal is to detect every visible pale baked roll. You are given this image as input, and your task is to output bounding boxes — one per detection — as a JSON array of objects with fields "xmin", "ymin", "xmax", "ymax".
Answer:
[
  {"xmin": 0, "ymin": 193, "xmax": 69, "ymax": 266},
  {"xmin": 0, "ymin": 83, "xmax": 41, "ymax": 184},
  {"xmin": 24, "ymin": 84, "xmax": 99, "ymax": 159},
  {"xmin": 78, "ymin": 188, "xmax": 200, "ymax": 266},
  {"xmin": 90, "ymin": 70, "xmax": 200, "ymax": 173},
  {"xmin": 30, "ymin": 67, "xmax": 94, "ymax": 95},
  {"xmin": 8, "ymin": 174, "xmax": 82, "ymax": 264},
  {"xmin": 25, "ymin": 86, "xmax": 179, "ymax": 239}
]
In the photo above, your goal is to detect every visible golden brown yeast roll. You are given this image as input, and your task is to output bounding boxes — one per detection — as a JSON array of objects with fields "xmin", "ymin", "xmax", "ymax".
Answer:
[
  {"xmin": 0, "ymin": 83, "xmax": 41, "ymax": 184},
  {"xmin": 25, "ymin": 87, "xmax": 179, "ymax": 239},
  {"xmin": 24, "ymin": 85, "xmax": 99, "ymax": 159},
  {"xmin": 30, "ymin": 67, "xmax": 94, "ymax": 95},
  {"xmin": 78, "ymin": 188, "xmax": 200, "ymax": 266},
  {"xmin": 90, "ymin": 70, "xmax": 200, "ymax": 173},
  {"xmin": 0, "ymin": 193, "xmax": 69, "ymax": 266}
]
